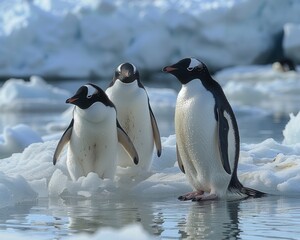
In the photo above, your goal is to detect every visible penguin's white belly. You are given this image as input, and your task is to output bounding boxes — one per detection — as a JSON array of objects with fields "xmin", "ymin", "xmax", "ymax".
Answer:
[
  {"xmin": 106, "ymin": 83, "xmax": 154, "ymax": 171},
  {"xmin": 175, "ymin": 82, "xmax": 232, "ymax": 195},
  {"xmin": 118, "ymin": 107, "xmax": 154, "ymax": 169},
  {"xmin": 67, "ymin": 110, "xmax": 117, "ymax": 180}
]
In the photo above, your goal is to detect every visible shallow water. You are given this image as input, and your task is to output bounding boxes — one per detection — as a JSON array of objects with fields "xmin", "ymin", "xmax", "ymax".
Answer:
[
  {"xmin": 1, "ymin": 196, "xmax": 300, "ymax": 239},
  {"xmin": 0, "ymin": 103, "xmax": 289, "ymax": 143}
]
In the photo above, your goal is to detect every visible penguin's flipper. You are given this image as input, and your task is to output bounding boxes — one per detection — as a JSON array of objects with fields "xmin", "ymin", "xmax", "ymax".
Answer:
[
  {"xmin": 216, "ymin": 107, "xmax": 231, "ymax": 174},
  {"xmin": 53, "ymin": 119, "xmax": 73, "ymax": 165},
  {"xmin": 149, "ymin": 104, "xmax": 162, "ymax": 157},
  {"xmin": 117, "ymin": 121, "xmax": 139, "ymax": 165},
  {"xmin": 176, "ymin": 143, "xmax": 185, "ymax": 174}
]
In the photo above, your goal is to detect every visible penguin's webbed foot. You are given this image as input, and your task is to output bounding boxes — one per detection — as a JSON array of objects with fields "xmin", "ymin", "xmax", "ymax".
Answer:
[
  {"xmin": 178, "ymin": 191, "xmax": 204, "ymax": 201},
  {"xmin": 192, "ymin": 193, "xmax": 218, "ymax": 201}
]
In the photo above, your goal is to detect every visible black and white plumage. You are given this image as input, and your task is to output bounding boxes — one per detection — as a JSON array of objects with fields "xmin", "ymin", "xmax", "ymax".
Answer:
[
  {"xmin": 163, "ymin": 58, "xmax": 265, "ymax": 201},
  {"xmin": 106, "ymin": 63, "xmax": 161, "ymax": 172},
  {"xmin": 53, "ymin": 83, "xmax": 139, "ymax": 181},
  {"xmin": 272, "ymin": 58, "xmax": 297, "ymax": 72}
]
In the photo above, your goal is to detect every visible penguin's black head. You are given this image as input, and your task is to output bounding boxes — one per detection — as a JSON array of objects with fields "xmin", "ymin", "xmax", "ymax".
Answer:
[
  {"xmin": 162, "ymin": 58, "xmax": 211, "ymax": 84},
  {"xmin": 114, "ymin": 62, "xmax": 140, "ymax": 83},
  {"xmin": 66, "ymin": 83, "xmax": 114, "ymax": 109}
]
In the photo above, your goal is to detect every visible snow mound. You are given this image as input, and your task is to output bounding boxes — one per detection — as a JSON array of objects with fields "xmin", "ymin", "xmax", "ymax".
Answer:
[
  {"xmin": 1, "ymin": 1, "xmax": 300, "ymax": 78},
  {"xmin": 0, "ymin": 76, "xmax": 70, "ymax": 111},
  {"xmin": 2, "ymin": 130, "xmax": 300, "ymax": 208},
  {"xmin": 0, "ymin": 124, "xmax": 43, "ymax": 158},
  {"xmin": 0, "ymin": 172, "xmax": 37, "ymax": 208},
  {"xmin": 283, "ymin": 112, "xmax": 300, "ymax": 145}
]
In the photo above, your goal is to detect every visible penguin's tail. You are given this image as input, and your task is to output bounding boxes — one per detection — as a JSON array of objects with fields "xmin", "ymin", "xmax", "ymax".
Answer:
[
  {"xmin": 239, "ymin": 186, "xmax": 266, "ymax": 198},
  {"xmin": 228, "ymin": 173, "xmax": 266, "ymax": 198}
]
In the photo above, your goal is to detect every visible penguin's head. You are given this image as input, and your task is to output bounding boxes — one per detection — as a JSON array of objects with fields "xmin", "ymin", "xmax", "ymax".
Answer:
[
  {"xmin": 66, "ymin": 83, "xmax": 114, "ymax": 109},
  {"xmin": 113, "ymin": 62, "xmax": 139, "ymax": 83},
  {"xmin": 162, "ymin": 58, "xmax": 211, "ymax": 84}
]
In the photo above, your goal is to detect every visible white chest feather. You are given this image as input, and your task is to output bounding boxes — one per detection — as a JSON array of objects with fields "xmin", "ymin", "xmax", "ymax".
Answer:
[
  {"xmin": 67, "ymin": 103, "xmax": 118, "ymax": 180},
  {"xmin": 176, "ymin": 81, "xmax": 216, "ymax": 148},
  {"xmin": 106, "ymin": 81, "xmax": 149, "ymax": 134}
]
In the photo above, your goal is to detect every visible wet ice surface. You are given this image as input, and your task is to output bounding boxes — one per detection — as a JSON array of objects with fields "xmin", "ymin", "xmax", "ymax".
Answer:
[{"xmin": 1, "ymin": 196, "xmax": 300, "ymax": 240}]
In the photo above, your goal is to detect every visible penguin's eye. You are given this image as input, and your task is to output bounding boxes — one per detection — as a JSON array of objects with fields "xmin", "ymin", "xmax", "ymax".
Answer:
[
  {"xmin": 87, "ymin": 95, "xmax": 92, "ymax": 99},
  {"xmin": 187, "ymin": 67, "xmax": 194, "ymax": 71}
]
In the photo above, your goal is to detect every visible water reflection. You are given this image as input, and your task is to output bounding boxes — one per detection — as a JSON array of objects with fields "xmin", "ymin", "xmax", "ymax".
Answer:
[
  {"xmin": 49, "ymin": 197, "xmax": 158, "ymax": 235},
  {"xmin": 179, "ymin": 200, "xmax": 241, "ymax": 239},
  {"xmin": 0, "ymin": 202, "xmax": 35, "ymax": 231},
  {"xmin": 237, "ymin": 196, "xmax": 300, "ymax": 239},
  {"xmin": 1, "ymin": 196, "xmax": 300, "ymax": 239}
]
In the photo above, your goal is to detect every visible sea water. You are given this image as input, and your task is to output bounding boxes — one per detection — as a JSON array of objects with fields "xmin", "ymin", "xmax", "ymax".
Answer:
[{"xmin": 1, "ymin": 195, "xmax": 300, "ymax": 239}]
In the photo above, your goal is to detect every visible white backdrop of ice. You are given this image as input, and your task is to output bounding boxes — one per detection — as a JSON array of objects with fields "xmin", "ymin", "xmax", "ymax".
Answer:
[
  {"xmin": 0, "ymin": 171, "xmax": 37, "ymax": 208},
  {"xmin": 0, "ymin": 124, "xmax": 42, "ymax": 158},
  {"xmin": 0, "ymin": 76, "xmax": 70, "ymax": 111},
  {"xmin": 2, "ymin": 130, "xmax": 300, "ymax": 209},
  {"xmin": 215, "ymin": 65, "xmax": 300, "ymax": 116},
  {"xmin": 282, "ymin": 112, "xmax": 300, "ymax": 145},
  {"xmin": 0, "ymin": 0, "xmax": 300, "ymax": 78}
]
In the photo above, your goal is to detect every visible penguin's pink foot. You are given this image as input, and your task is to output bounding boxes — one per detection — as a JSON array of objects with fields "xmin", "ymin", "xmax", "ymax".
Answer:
[
  {"xmin": 192, "ymin": 193, "xmax": 218, "ymax": 201},
  {"xmin": 178, "ymin": 191, "xmax": 205, "ymax": 201}
]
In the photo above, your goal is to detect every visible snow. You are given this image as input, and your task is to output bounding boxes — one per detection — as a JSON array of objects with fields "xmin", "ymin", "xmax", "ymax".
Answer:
[
  {"xmin": 0, "ymin": 124, "xmax": 43, "ymax": 158},
  {"xmin": 1, "ymin": 129, "xmax": 300, "ymax": 210},
  {"xmin": 0, "ymin": 172, "xmax": 37, "ymax": 208},
  {"xmin": 282, "ymin": 112, "xmax": 300, "ymax": 145},
  {"xmin": 0, "ymin": 0, "xmax": 300, "ymax": 78},
  {"xmin": 0, "ymin": 76, "xmax": 70, "ymax": 111},
  {"xmin": 2, "ymin": 120, "xmax": 300, "ymax": 206}
]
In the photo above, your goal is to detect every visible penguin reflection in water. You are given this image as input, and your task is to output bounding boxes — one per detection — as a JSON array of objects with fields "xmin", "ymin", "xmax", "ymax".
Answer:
[
  {"xmin": 163, "ymin": 58, "xmax": 265, "ymax": 201},
  {"xmin": 106, "ymin": 63, "xmax": 162, "ymax": 173},
  {"xmin": 53, "ymin": 83, "xmax": 139, "ymax": 181}
]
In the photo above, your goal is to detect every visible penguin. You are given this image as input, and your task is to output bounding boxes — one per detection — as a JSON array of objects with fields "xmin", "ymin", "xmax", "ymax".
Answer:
[
  {"xmin": 53, "ymin": 83, "xmax": 139, "ymax": 181},
  {"xmin": 106, "ymin": 62, "xmax": 162, "ymax": 172},
  {"xmin": 272, "ymin": 58, "xmax": 297, "ymax": 72},
  {"xmin": 163, "ymin": 58, "xmax": 265, "ymax": 201}
]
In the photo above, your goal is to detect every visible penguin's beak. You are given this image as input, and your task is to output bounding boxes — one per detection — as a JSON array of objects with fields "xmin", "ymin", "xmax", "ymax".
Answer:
[
  {"xmin": 162, "ymin": 66, "xmax": 177, "ymax": 72},
  {"xmin": 123, "ymin": 70, "xmax": 132, "ymax": 77},
  {"xmin": 119, "ymin": 69, "xmax": 135, "ymax": 83},
  {"xmin": 66, "ymin": 97, "xmax": 78, "ymax": 104}
]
